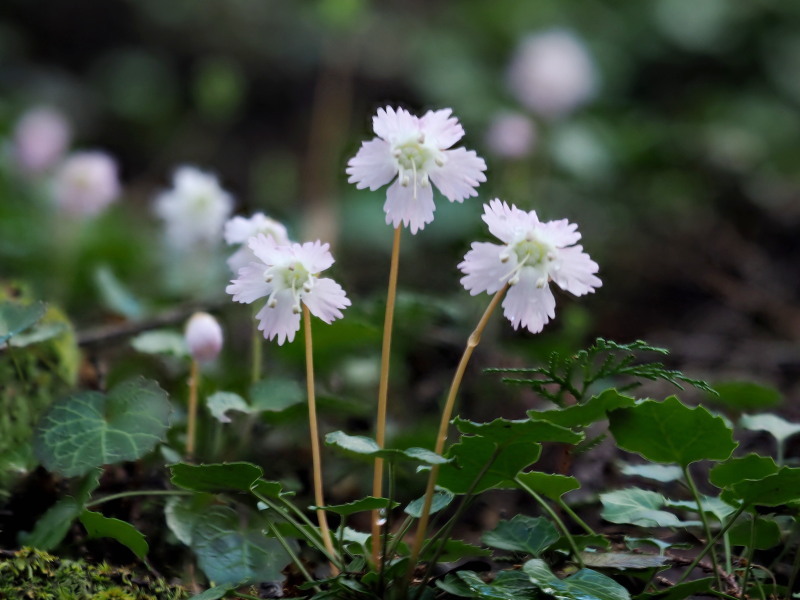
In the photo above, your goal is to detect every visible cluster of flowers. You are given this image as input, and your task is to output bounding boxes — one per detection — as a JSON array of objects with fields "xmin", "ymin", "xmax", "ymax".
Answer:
[{"xmin": 224, "ymin": 105, "xmax": 601, "ymax": 344}]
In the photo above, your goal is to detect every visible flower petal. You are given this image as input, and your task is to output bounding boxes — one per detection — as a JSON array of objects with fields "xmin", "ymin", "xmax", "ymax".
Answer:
[
  {"xmin": 458, "ymin": 242, "xmax": 507, "ymax": 295},
  {"xmin": 419, "ymin": 108, "xmax": 464, "ymax": 149},
  {"xmin": 293, "ymin": 240, "xmax": 334, "ymax": 273},
  {"xmin": 346, "ymin": 138, "xmax": 397, "ymax": 191},
  {"xmin": 249, "ymin": 234, "xmax": 283, "ymax": 266},
  {"xmin": 429, "ymin": 147, "xmax": 487, "ymax": 203},
  {"xmin": 226, "ymin": 263, "xmax": 271, "ymax": 304},
  {"xmin": 303, "ymin": 277, "xmax": 351, "ymax": 323},
  {"xmin": 255, "ymin": 291, "xmax": 301, "ymax": 345},
  {"xmin": 383, "ymin": 178, "xmax": 435, "ymax": 234},
  {"xmin": 481, "ymin": 198, "xmax": 539, "ymax": 244},
  {"xmin": 372, "ymin": 106, "xmax": 418, "ymax": 142},
  {"xmin": 539, "ymin": 218, "xmax": 581, "ymax": 248},
  {"xmin": 550, "ymin": 245, "xmax": 602, "ymax": 296},
  {"xmin": 502, "ymin": 269, "xmax": 556, "ymax": 334}
]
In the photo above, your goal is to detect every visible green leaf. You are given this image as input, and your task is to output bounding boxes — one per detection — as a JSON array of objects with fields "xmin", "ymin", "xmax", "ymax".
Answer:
[
  {"xmin": 730, "ymin": 467, "xmax": 800, "ymax": 506},
  {"xmin": 192, "ymin": 505, "xmax": 292, "ymax": 585},
  {"xmin": 424, "ymin": 539, "xmax": 492, "ymax": 562},
  {"xmin": 579, "ymin": 552, "xmax": 669, "ymax": 570},
  {"xmin": 740, "ymin": 413, "xmax": 800, "ymax": 445},
  {"xmin": 710, "ymin": 381, "xmax": 781, "ymax": 411},
  {"xmin": 311, "ymin": 496, "xmax": 399, "ymax": 517},
  {"xmin": 170, "ymin": 462, "xmax": 263, "ymax": 493},
  {"xmin": 454, "ymin": 416, "xmax": 583, "ymax": 445},
  {"xmin": 250, "ymin": 478, "xmax": 294, "ymax": 499},
  {"xmin": 608, "ymin": 397, "xmax": 737, "ymax": 467},
  {"xmin": 637, "ymin": 577, "xmax": 714, "ymax": 600},
  {"xmin": 18, "ymin": 497, "xmax": 82, "ymax": 550},
  {"xmin": 131, "ymin": 330, "xmax": 188, "ymax": 357},
  {"xmin": 533, "ymin": 390, "xmax": 636, "ymax": 428},
  {"xmin": 728, "ymin": 514, "xmax": 781, "ymax": 549},
  {"xmin": 482, "ymin": 515, "xmax": 559, "ymax": 557},
  {"xmin": 249, "ymin": 378, "xmax": 304, "ymax": 412},
  {"xmin": 436, "ymin": 434, "xmax": 541, "ymax": 494},
  {"xmin": 206, "ymin": 392, "xmax": 250, "ymax": 423},
  {"xmin": 524, "ymin": 559, "xmax": 631, "ymax": 600},
  {"xmin": 405, "ymin": 489, "xmax": 455, "ymax": 518},
  {"xmin": 79, "ymin": 510, "xmax": 149, "ymax": 558},
  {"xmin": 515, "ymin": 472, "xmax": 580, "ymax": 501},
  {"xmin": 454, "ymin": 570, "xmax": 532, "ymax": 600},
  {"xmin": 0, "ymin": 300, "xmax": 46, "ymax": 344},
  {"xmin": 188, "ymin": 583, "xmax": 238, "ymax": 600},
  {"xmin": 600, "ymin": 489, "xmax": 689, "ymax": 528},
  {"xmin": 165, "ymin": 494, "xmax": 215, "ymax": 546},
  {"xmin": 709, "ymin": 454, "xmax": 778, "ymax": 488},
  {"xmin": 325, "ymin": 431, "xmax": 450, "ymax": 464},
  {"xmin": 618, "ymin": 463, "xmax": 683, "ymax": 483},
  {"xmin": 34, "ymin": 378, "xmax": 171, "ymax": 476},
  {"xmin": 666, "ymin": 496, "xmax": 737, "ymax": 523},
  {"xmin": 9, "ymin": 321, "xmax": 68, "ymax": 347},
  {"xmin": 94, "ymin": 265, "xmax": 146, "ymax": 320}
]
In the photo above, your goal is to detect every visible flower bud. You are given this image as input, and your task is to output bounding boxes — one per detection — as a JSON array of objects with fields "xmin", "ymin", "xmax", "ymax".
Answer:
[
  {"xmin": 185, "ymin": 312, "xmax": 223, "ymax": 363},
  {"xmin": 53, "ymin": 151, "xmax": 120, "ymax": 217}
]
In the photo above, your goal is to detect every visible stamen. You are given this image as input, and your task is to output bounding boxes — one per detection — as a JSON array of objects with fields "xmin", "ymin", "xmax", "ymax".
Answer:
[
  {"xmin": 435, "ymin": 156, "xmax": 445, "ymax": 167},
  {"xmin": 418, "ymin": 133, "xmax": 425, "ymax": 144}
]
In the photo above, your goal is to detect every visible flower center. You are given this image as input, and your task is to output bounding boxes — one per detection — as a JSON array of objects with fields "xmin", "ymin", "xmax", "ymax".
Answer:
[
  {"xmin": 500, "ymin": 233, "xmax": 555, "ymax": 286},
  {"xmin": 264, "ymin": 261, "xmax": 315, "ymax": 313},
  {"xmin": 392, "ymin": 135, "xmax": 444, "ymax": 199}
]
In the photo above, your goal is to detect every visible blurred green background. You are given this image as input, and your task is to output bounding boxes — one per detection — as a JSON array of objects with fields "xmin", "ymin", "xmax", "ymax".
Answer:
[{"xmin": 1, "ymin": 0, "xmax": 799, "ymax": 444}]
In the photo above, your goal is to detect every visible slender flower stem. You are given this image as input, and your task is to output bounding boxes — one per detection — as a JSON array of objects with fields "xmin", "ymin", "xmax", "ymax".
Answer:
[
  {"xmin": 303, "ymin": 306, "xmax": 338, "ymax": 574},
  {"xmin": 557, "ymin": 498, "xmax": 597, "ymax": 536},
  {"xmin": 516, "ymin": 477, "xmax": 585, "ymax": 568},
  {"xmin": 251, "ymin": 314, "xmax": 262, "ymax": 384},
  {"xmin": 186, "ymin": 360, "xmax": 199, "ymax": 459},
  {"xmin": 676, "ymin": 504, "xmax": 747, "ymax": 585},
  {"xmin": 85, "ymin": 490, "xmax": 191, "ymax": 508},
  {"xmin": 407, "ymin": 284, "xmax": 508, "ymax": 569},
  {"xmin": 682, "ymin": 465, "xmax": 722, "ymax": 590},
  {"xmin": 264, "ymin": 520, "xmax": 319, "ymax": 589},
  {"xmin": 372, "ymin": 225, "xmax": 402, "ymax": 567}
]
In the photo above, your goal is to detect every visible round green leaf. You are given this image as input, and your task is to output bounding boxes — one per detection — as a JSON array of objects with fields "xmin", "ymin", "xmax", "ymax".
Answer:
[
  {"xmin": 34, "ymin": 378, "xmax": 171, "ymax": 476},
  {"xmin": 608, "ymin": 397, "xmax": 737, "ymax": 466},
  {"xmin": 709, "ymin": 454, "xmax": 778, "ymax": 488},
  {"xmin": 170, "ymin": 462, "xmax": 263, "ymax": 493},
  {"xmin": 730, "ymin": 467, "xmax": 800, "ymax": 506},
  {"xmin": 524, "ymin": 559, "xmax": 631, "ymax": 600},
  {"xmin": 80, "ymin": 510, "xmax": 149, "ymax": 558},
  {"xmin": 516, "ymin": 472, "xmax": 580, "ymax": 500},
  {"xmin": 533, "ymin": 389, "xmax": 636, "ymax": 428},
  {"xmin": 600, "ymin": 488, "xmax": 691, "ymax": 528},
  {"xmin": 728, "ymin": 514, "xmax": 781, "ymax": 549},
  {"xmin": 482, "ymin": 515, "xmax": 560, "ymax": 557}
]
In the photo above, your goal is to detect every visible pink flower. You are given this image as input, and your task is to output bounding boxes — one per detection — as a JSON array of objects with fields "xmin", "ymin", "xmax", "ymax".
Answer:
[
  {"xmin": 224, "ymin": 212, "xmax": 290, "ymax": 274},
  {"xmin": 459, "ymin": 199, "xmax": 601, "ymax": 334},
  {"xmin": 507, "ymin": 29, "xmax": 597, "ymax": 120},
  {"xmin": 226, "ymin": 235, "xmax": 350, "ymax": 345},
  {"xmin": 485, "ymin": 112, "xmax": 537, "ymax": 159},
  {"xmin": 53, "ymin": 151, "xmax": 120, "ymax": 217},
  {"xmin": 347, "ymin": 106, "xmax": 487, "ymax": 234},
  {"xmin": 185, "ymin": 312, "xmax": 223, "ymax": 363},
  {"xmin": 13, "ymin": 107, "xmax": 71, "ymax": 175}
]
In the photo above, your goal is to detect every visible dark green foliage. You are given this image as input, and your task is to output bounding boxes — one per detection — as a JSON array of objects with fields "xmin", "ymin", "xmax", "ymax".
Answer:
[{"xmin": 490, "ymin": 338, "xmax": 713, "ymax": 407}]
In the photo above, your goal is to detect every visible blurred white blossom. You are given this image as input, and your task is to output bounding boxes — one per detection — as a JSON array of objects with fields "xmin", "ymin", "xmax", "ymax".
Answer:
[
  {"xmin": 155, "ymin": 166, "xmax": 234, "ymax": 249},
  {"xmin": 53, "ymin": 151, "xmax": 120, "ymax": 217},
  {"xmin": 224, "ymin": 212, "xmax": 290, "ymax": 274},
  {"xmin": 485, "ymin": 112, "xmax": 537, "ymax": 159},
  {"xmin": 185, "ymin": 311, "xmax": 223, "ymax": 363},
  {"xmin": 13, "ymin": 107, "xmax": 71, "ymax": 175},
  {"xmin": 507, "ymin": 29, "xmax": 597, "ymax": 120}
]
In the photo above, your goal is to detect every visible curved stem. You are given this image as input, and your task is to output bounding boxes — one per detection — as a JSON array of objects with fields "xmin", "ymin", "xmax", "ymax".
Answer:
[
  {"xmin": 676, "ymin": 504, "xmax": 747, "ymax": 585},
  {"xmin": 407, "ymin": 285, "xmax": 508, "ymax": 568},
  {"xmin": 516, "ymin": 477, "xmax": 584, "ymax": 568},
  {"xmin": 557, "ymin": 498, "xmax": 596, "ymax": 536},
  {"xmin": 682, "ymin": 465, "xmax": 722, "ymax": 590},
  {"xmin": 372, "ymin": 225, "xmax": 402, "ymax": 567},
  {"xmin": 303, "ymin": 306, "xmax": 338, "ymax": 574},
  {"xmin": 186, "ymin": 360, "xmax": 199, "ymax": 459},
  {"xmin": 264, "ymin": 520, "xmax": 318, "ymax": 589},
  {"xmin": 85, "ymin": 489, "xmax": 191, "ymax": 508}
]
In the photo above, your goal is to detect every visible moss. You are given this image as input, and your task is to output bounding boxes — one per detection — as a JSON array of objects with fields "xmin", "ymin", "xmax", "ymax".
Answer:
[{"xmin": 0, "ymin": 548, "xmax": 188, "ymax": 600}]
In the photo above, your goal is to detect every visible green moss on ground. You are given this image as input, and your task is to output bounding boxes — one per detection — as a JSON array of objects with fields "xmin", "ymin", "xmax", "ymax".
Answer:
[{"xmin": 0, "ymin": 547, "xmax": 189, "ymax": 600}]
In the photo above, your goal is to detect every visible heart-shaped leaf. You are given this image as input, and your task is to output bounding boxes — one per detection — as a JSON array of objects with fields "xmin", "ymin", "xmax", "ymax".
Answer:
[
  {"xmin": 608, "ymin": 397, "xmax": 736, "ymax": 466},
  {"xmin": 524, "ymin": 559, "xmax": 631, "ymax": 600},
  {"xmin": 0, "ymin": 300, "xmax": 46, "ymax": 344},
  {"xmin": 515, "ymin": 472, "xmax": 580, "ymax": 501},
  {"xmin": 482, "ymin": 515, "xmax": 559, "ymax": 557},
  {"xmin": 532, "ymin": 389, "xmax": 636, "ymax": 428},
  {"xmin": 709, "ymin": 454, "xmax": 778, "ymax": 488},
  {"xmin": 79, "ymin": 510, "xmax": 149, "ymax": 558},
  {"xmin": 730, "ymin": 467, "xmax": 800, "ymax": 507},
  {"xmin": 34, "ymin": 378, "xmax": 171, "ymax": 476},
  {"xmin": 191, "ymin": 505, "xmax": 293, "ymax": 585},
  {"xmin": 170, "ymin": 462, "xmax": 263, "ymax": 493}
]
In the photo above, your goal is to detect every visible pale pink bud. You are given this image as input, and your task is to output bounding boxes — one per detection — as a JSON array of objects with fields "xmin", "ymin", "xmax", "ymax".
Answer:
[
  {"xmin": 13, "ymin": 107, "xmax": 71, "ymax": 175},
  {"xmin": 485, "ymin": 112, "xmax": 537, "ymax": 159},
  {"xmin": 185, "ymin": 312, "xmax": 223, "ymax": 363},
  {"xmin": 53, "ymin": 151, "xmax": 121, "ymax": 217}
]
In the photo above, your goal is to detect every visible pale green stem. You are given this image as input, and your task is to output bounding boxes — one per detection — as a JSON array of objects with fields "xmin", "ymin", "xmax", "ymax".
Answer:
[
  {"xmin": 186, "ymin": 360, "xmax": 199, "ymax": 459},
  {"xmin": 251, "ymin": 308, "xmax": 262, "ymax": 383},
  {"xmin": 85, "ymin": 490, "xmax": 191, "ymax": 508},
  {"xmin": 557, "ymin": 498, "xmax": 596, "ymax": 536},
  {"xmin": 682, "ymin": 465, "xmax": 722, "ymax": 590},
  {"xmin": 303, "ymin": 306, "xmax": 338, "ymax": 573},
  {"xmin": 408, "ymin": 285, "xmax": 508, "ymax": 568},
  {"xmin": 372, "ymin": 225, "xmax": 402, "ymax": 568},
  {"xmin": 676, "ymin": 504, "xmax": 747, "ymax": 585},
  {"xmin": 516, "ymin": 476, "xmax": 585, "ymax": 568},
  {"xmin": 264, "ymin": 520, "xmax": 318, "ymax": 589}
]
